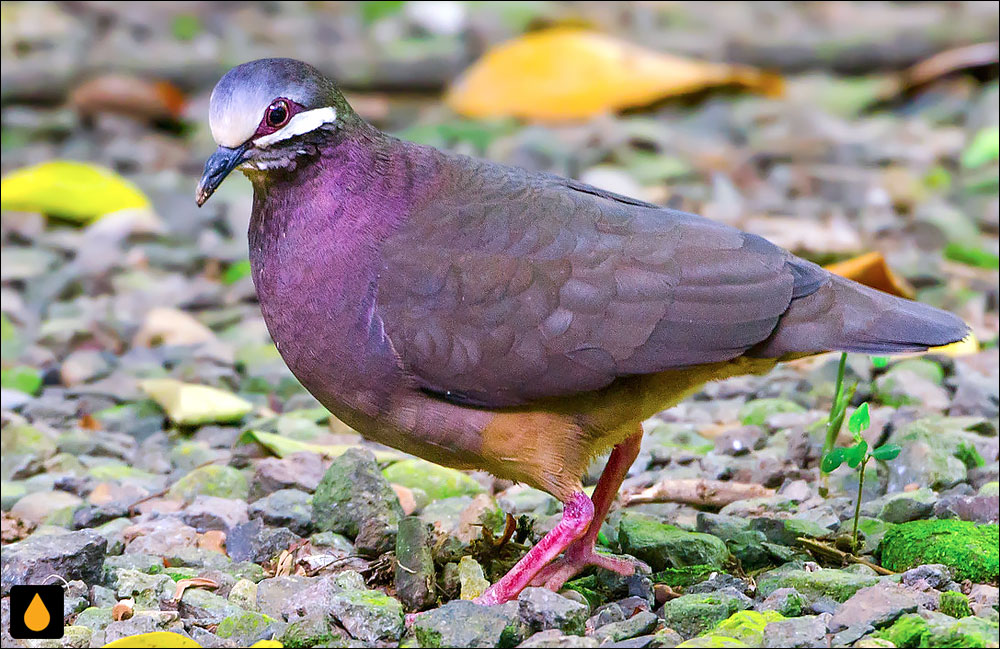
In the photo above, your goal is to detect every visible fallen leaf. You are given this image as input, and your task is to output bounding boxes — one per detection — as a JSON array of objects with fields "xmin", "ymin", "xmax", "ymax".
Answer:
[
  {"xmin": 391, "ymin": 483, "xmax": 417, "ymax": 515},
  {"xmin": 249, "ymin": 641, "xmax": 283, "ymax": 648},
  {"xmin": 140, "ymin": 378, "xmax": 252, "ymax": 426},
  {"xmin": 927, "ymin": 330, "xmax": 979, "ymax": 357},
  {"xmin": 197, "ymin": 530, "xmax": 227, "ymax": 554},
  {"xmin": 0, "ymin": 161, "xmax": 151, "ymax": 224},
  {"xmin": 903, "ymin": 42, "xmax": 1000, "ymax": 90},
  {"xmin": 112, "ymin": 598, "xmax": 134, "ymax": 621},
  {"xmin": 70, "ymin": 74, "xmax": 186, "ymax": 121},
  {"xmin": 274, "ymin": 550, "xmax": 294, "ymax": 577},
  {"xmin": 446, "ymin": 27, "xmax": 782, "ymax": 121},
  {"xmin": 102, "ymin": 631, "xmax": 203, "ymax": 648},
  {"xmin": 238, "ymin": 429, "xmax": 401, "ymax": 462},
  {"xmin": 824, "ymin": 251, "xmax": 915, "ymax": 299},
  {"xmin": 87, "ymin": 482, "xmax": 115, "ymax": 506},
  {"xmin": 173, "ymin": 577, "xmax": 220, "ymax": 602},
  {"xmin": 133, "ymin": 307, "xmax": 217, "ymax": 347}
]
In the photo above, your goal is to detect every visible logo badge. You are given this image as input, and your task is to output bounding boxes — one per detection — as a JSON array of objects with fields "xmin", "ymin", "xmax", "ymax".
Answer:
[{"xmin": 8, "ymin": 585, "xmax": 64, "ymax": 639}]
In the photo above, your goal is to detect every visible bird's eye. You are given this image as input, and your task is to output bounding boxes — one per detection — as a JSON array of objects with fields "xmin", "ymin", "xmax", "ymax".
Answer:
[{"xmin": 265, "ymin": 99, "xmax": 290, "ymax": 128}]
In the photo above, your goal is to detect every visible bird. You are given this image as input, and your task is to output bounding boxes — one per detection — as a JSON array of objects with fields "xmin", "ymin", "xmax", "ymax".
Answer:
[{"xmin": 197, "ymin": 58, "xmax": 968, "ymax": 605}]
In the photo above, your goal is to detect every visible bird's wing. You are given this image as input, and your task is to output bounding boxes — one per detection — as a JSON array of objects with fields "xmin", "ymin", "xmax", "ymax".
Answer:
[{"xmin": 376, "ymin": 154, "xmax": 826, "ymax": 408}]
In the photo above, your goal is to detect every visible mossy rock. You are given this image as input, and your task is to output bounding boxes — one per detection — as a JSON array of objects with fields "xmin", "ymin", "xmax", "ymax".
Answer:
[
  {"xmin": 383, "ymin": 458, "xmax": 483, "ymax": 500},
  {"xmin": 879, "ymin": 519, "xmax": 999, "ymax": 583},
  {"xmin": 876, "ymin": 613, "xmax": 1000, "ymax": 648},
  {"xmin": 738, "ymin": 399, "xmax": 805, "ymax": 427},
  {"xmin": 216, "ymin": 610, "xmax": 280, "ymax": 646},
  {"xmin": 675, "ymin": 636, "xmax": 749, "ymax": 648},
  {"xmin": 756, "ymin": 567, "xmax": 878, "ymax": 603},
  {"xmin": 660, "ymin": 591, "xmax": 752, "ymax": 638},
  {"xmin": 619, "ymin": 513, "xmax": 729, "ymax": 571},
  {"xmin": 710, "ymin": 610, "xmax": 785, "ymax": 646},
  {"xmin": 167, "ymin": 465, "xmax": 249, "ymax": 502}
]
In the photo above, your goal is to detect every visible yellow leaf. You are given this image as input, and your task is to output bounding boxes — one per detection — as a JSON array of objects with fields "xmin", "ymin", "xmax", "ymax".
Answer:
[
  {"xmin": 824, "ymin": 251, "xmax": 915, "ymax": 299},
  {"xmin": 103, "ymin": 631, "xmax": 202, "ymax": 648},
  {"xmin": 240, "ymin": 429, "xmax": 402, "ymax": 463},
  {"xmin": 249, "ymin": 641, "xmax": 283, "ymax": 648},
  {"xmin": 446, "ymin": 28, "xmax": 782, "ymax": 121},
  {"xmin": 928, "ymin": 330, "xmax": 979, "ymax": 357},
  {"xmin": 1, "ymin": 160, "xmax": 150, "ymax": 223},
  {"xmin": 140, "ymin": 378, "xmax": 253, "ymax": 426}
]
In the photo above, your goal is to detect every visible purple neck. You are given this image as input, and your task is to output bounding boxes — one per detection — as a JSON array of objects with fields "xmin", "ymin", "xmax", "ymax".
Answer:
[{"xmin": 245, "ymin": 124, "xmax": 434, "ymax": 417}]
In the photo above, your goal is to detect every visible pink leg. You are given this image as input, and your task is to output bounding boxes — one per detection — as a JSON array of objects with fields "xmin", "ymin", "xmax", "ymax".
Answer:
[
  {"xmin": 529, "ymin": 430, "xmax": 645, "ymax": 591},
  {"xmin": 473, "ymin": 491, "xmax": 593, "ymax": 605}
]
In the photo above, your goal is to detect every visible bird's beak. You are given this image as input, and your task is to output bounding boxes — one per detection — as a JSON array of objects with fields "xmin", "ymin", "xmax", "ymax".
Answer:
[{"xmin": 196, "ymin": 144, "xmax": 250, "ymax": 206}]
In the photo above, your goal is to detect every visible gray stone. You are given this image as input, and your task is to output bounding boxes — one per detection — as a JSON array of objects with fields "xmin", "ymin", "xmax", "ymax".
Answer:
[
  {"xmin": 901, "ymin": 564, "xmax": 953, "ymax": 590},
  {"xmin": 226, "ymin": 518, "xmax": 301, "ymax": 563},
  {"xmin": 591, "ymin": 610, "xmax": 659, "ymax": 643},
  {"xmin": 114, "ymin": 569, "xmax": 174, "ymax": 608},
  {"xmin": 762, "ymin": 614, "xmax": 829, "ymax": 648},
  {"xmin": 518, "ymin": 587, "xmax": 589, "ymax": 636},
  {"xmin": 861, "ymin": 488, "xmax": 936, "ymax": 523},
  {"xmin": 311, "ymin": 448, "xmax": 403, "ymax": 540},
  {"xmin": 256, "ymin": 576, "xmax": 315, "ymax": 619},
  {"xmin": 518, "ymin": 629, "xmax": 600, "ymax": 647},
  {"xmin": 179, "ymin": 588, "xmax": 244, "ymax": 622},
  {"xmin": 252, "ymin": 452, "xmax": 326, "ymax": 499},
  {"xmin": 248, "ymin": 488, "xmax": 312, "ymax": 535},
  {"xmin": 828, "ymin": 583, "xmax": 925, "ymax": 632},
  {"xmin": 183, "ymin": 495, "xmax": 250, "ymax": 532},
  {"xmin": 756, "ymin": 588, "xmax": 807, "ymax": 617},
  {"xmin": 328, "ymin": 588, "xmax": 404, "ymax": 643},
  {"xmin": 413, "ymin": 599, "xmax": 527, "ymax": 648},
  {"xmin": 2, "ymin": 529, "xmax": 107, "ymax": 595},
  {"xmin": 933, "ymin": 493, "xmax": 1000, "ymax": 524},
  {"xmin": 102, "ymin": 612, "xmax": 187, "ymax": 644},
  {"xmin": 714, "ymin": 425, "xmax": 764, "ymax": 456},
  {"xmin": 395, "ymin": 516, "xmax": 436, "ymax": 611}
]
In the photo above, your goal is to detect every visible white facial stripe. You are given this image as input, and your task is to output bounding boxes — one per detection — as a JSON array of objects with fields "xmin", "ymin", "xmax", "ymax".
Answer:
[{"xmin": 254, "ymin": 107, "xmax": 337, "ymax": 148}]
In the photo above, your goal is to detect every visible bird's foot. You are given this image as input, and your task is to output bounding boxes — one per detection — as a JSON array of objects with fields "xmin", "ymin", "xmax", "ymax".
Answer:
[{"xmin": 528, "ymin": 546, "xmax": 647, "ymax": 592}]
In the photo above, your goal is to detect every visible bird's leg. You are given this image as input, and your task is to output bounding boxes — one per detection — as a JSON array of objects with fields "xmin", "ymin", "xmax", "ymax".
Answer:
[
  {"xmin": 528, "ymin": 429, "xmax": 645, "ymax": 591},
  {"xmin": 473, "ymin": 491, "xmax": 593, "ymax": 606}
]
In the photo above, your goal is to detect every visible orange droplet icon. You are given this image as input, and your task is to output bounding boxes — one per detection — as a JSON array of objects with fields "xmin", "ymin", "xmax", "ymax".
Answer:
[{"xmin": 24, "ymin": 592, "xmax": 51, "ymax": 632}]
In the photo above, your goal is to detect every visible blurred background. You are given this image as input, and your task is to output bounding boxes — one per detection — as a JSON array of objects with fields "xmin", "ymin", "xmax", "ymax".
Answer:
[{"xmin": 1, "ymin": 0, "xmax": 998, "ymax": 587}]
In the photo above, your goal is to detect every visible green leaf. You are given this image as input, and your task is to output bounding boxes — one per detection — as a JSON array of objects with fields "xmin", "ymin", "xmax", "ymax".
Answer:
[
  {"xmin": 0, "ymin": 365, "xmax": 42, "ymax": 395},
  {"xmin": 821, "ymin": 448, "xmax": 845, "ymax": 472},
  {"xmin": 171, "ymin": 14, "xmax": 202, "ymax": 41},
  {"xmin": 844, "ymin": 440, "xmax": 869, "ymax": 469},
  {"xmin": 361, "ymin": 0, "xmax": 405, "ymax": 24},
  {"xmin": 871, "ymin": 444, "xmax": 901, "ymax": 462},
  {"xmin": 871, "ymin": 356, "xmax": 888, "ymax": 369},
  {"xmin": 222, "ymin": 259, "xmax": 252, "ymax": 285},
  {"xmin": 961, "ymin": 125, "xmax": 1000, "ymax": 169},
  {"xmin": 848, "ymin": 402, "xmax": 871, "ymax": 436},
  {"xmin": 943, "ymin": 242, "xmax": 1000, "ymax": 270}
]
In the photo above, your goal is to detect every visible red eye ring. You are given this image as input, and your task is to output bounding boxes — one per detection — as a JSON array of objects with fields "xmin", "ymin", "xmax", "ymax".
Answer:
[{"xmin": 265, "ymin": 99, "xmax": 291, "ymax": 129}]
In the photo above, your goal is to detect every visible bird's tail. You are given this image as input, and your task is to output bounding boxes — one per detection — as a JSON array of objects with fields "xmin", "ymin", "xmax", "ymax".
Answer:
[{"xmin": 752, "ymin": 274, "xmax": 969, "ymax": 358}]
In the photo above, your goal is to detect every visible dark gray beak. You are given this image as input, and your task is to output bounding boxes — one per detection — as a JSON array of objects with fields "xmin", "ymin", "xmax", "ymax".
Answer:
[{"xmin": 196, "ymin": 144, "xmax": 249, "ymax": 206}]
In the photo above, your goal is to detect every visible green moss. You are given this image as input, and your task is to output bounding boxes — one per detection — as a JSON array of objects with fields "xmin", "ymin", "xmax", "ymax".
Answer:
[
  {"xmin": 756, "ymin": 567, "xmax": 878, "ymax": 603},
  {"xmin": 879, "ymin": 520, "xmax": 999, "ymax": 582},
  {"xmin": 876, "ymin": 612, "xmax": 999, "ymax": 648},
  {"xmin": 651, "ymin": 565, "xmax": 717, "ymax": 587},
  {"xmin": 216, "ymin": 611, "xmax": 277, "ymax": 646},
  {"xmin": 675, "ymin": 635, "xmax": 750, "ymax": 648},
  {"xmin": 383, "ymin": 458, "xmax": 483, "ymax": 500},
  {"xmin": 710, "ymin": 610, "xmax": 785, "ymax": 645},
  {"xmin": 619, "ymin": 513, "xmax": 729, "ymax": 571},
  {"xmin": 166, "ymin": 464, "xmax": 249, "ymax": 502},
  {"xmin": 739, "ymin": 399, "xmax": 805, "ymax": 426},
  {"xmin": 660, "ymin": 592, "xmax": 752, "ymax": 638},
  {"xmin": 939, "ymin": 591, "xmax": 973, "ymax": 619}
]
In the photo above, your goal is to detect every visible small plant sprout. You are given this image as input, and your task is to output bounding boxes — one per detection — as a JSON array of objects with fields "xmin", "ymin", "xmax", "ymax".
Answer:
[
  {"xmin": 821, "ymin": 353, "xmax": 857, "ymax": 483},
  {"xmin": 821, "ymin": 401, "xmax": 902, "ymax": 551}
]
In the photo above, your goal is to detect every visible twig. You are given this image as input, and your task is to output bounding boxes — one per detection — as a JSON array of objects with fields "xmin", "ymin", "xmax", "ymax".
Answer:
[
  {"xmin": 624, "ymin": 478, "xmax": 775, "ymax": 508},
  {"xmin": 796, "ymin": 537, "xmax": 895, "ymax": 576}
]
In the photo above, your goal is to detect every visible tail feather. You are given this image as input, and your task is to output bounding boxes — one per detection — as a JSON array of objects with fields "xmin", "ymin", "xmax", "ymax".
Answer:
[{"xmin": 752, "ymin": 274, "xmax": 969, "ymax": 358}]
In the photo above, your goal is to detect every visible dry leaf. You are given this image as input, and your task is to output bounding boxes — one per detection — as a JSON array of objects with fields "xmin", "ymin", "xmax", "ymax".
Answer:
[
  {"xmin": 904, "ymin": 42, "xmax": 1000, "ymax": 90},
  {"xmin": 87, "ymin": 482, "xmax": 115, "ymax": 506},
  {"xmin": 274, "ymin": 550, "xmax": 294, "ymax": 577},
  {"xmin": 173, "ymin": 577, "xmax": 219, "ymax": 601},
  {"xmin": 0, "ymin": 161, "xmax": 151, "ymax": 224},
  {"xmin": 391, "ymin": 484, "xmax": 418, "ymax": 515},
  {"xmin": 197, "ymin": 530, "xmax": 227, "ymax": 554},
  {"xmin": 140, "ymin": 378, "xmax": 252, "ymax": 426},
  {"xmin": 824, "ymin": 251, "xmax": 915, "ymax": 299},
  {"xmin": 446, "ymin": 28, "xmax": 782, "ymax": 121},
  {"xmin": 112, "ymin": 598, "xmax": 135, "ymax": 621},
  {"xmin": 133, "ymin": 307, "xmax": 216, "ymax": 348},
  {"xmin": 70, "ymin": 74, "xmax": 186, "ymax": 121}
]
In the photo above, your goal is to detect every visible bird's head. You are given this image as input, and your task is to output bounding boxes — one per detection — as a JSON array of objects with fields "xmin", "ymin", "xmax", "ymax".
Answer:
[{"xmin": 196, "ymin": 58, "xmax": 352, "ymax": 206}]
